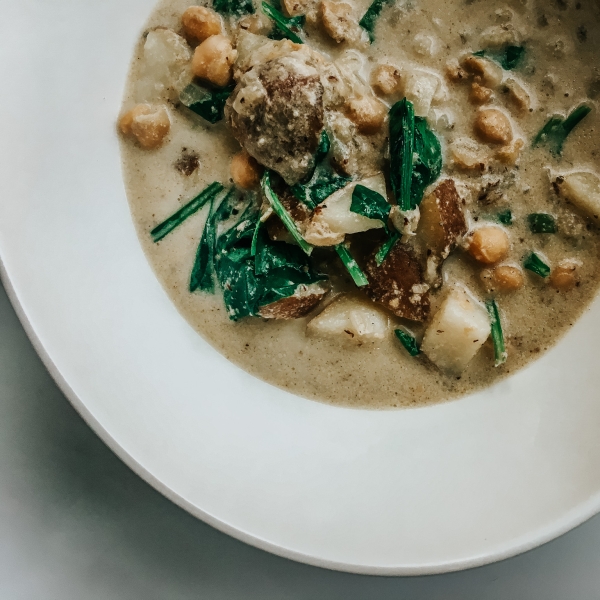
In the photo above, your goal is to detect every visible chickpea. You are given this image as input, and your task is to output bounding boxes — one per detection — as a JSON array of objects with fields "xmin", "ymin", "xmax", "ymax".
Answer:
[
  {"xmin": 550, "ymin": 260, "xmax": 580, "ymax": 291},
  {"xmin": 474, "ymin": 108, "xmax": 513, "ymax": 145},
  {"xmin": 460, "ymin": 55, "xmax": 503, "ymax": 88},
  {"xmin": 371, "ymin": 64, "xmax": 403, "ymax": 97},
  {"xmin": 192, "ymin": 35, "xmax": 237, "ymax": 88},
  {"xmin": 320, "ymin": 0, "xmax": 362, "ymax": 44},
  {"xmin": 345, "ymin": 96, "xmax": 387, "ymax": 134},
  {"xmin": 231, "ymin": 151, "xmax": 262, "ymax": 190},
  {"xmin": 181, "ymin": 6, "xmax": 223, "ymax": 44},
  {"xmin": 467, "ymin": 226, "xmax": 510, "ymax": 264},
  {"xmin": 119, "ymin": 104, "xmax": 170, "ymax": 149},
  {"xmin": 469, "ymin": 82, "xmax": 493, "ymax": 105},
  {"xmin": 490, "ymin": 265, "xmax": 524, "ymax": 292}
]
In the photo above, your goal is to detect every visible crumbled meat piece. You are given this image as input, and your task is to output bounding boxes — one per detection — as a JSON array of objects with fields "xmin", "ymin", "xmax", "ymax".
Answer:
[
  {"xmin": 225, "ymin": 52, "xmax": 325, "ymax": 185},
  {"xmin": 460, "ymin": 55, "xmax": 503, "ymax": 88},
  {"xmin": 418, "ymin": 179, "xmax": 467, "ymax": 258},
  {"xmin": 469, "ymin": 82, "xmax": 493, "ymax": 105},
  {"xmin": 495, "ymin": 138, "xmax": 524, "ymax": 165},
  {"xmin": 174, "ymin": 150, "xmax": 200, "ymax": 176},
  {"xmin": 449, "ymin": 137, "xmax": 489, "ymax": 172},
  {"xmin": 365, "ymin": 243, "xmax": 430, "ymax": 321},
  {"xmin": 371, "ymin": 64, "xmax": 403, "ymax": 97},
  {"xmin": 344, "ymin": 95, "xmax": 387, "ymax": 134},
  {"xmin": 259, "ymin": 282, "xmax": 329, "ymax": 318},
  {"xmin": 320, "ymin": 0, "xmax": 363, "ymax": 44}
]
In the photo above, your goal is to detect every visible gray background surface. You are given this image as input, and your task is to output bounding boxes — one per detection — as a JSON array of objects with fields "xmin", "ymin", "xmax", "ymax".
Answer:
[{"xmin": 1, "ymin": 281, "xmax": 599, "ymax": 599}]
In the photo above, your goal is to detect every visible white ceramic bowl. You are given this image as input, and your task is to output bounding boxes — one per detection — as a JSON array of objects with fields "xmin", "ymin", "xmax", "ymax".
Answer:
[{"xmin": 1, "ymin": 0, "xmax": 600, "ymax": 576}]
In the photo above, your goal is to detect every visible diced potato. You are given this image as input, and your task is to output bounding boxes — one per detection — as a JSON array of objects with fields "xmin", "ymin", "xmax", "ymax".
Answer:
[
  {"xmin": 449, "ymin": 137, "xmax": 489, "ymax": 172},
  {"xmin": 403, "ymin": 69, "xmax": 444, "ymax": 117},
  {"xmin": 421, "ymin": 287, "xmax": 491, "ymax": 375},
  {"xmin": 307, "ymin": 294, "xmax": 390, "ymax": 341},
  {"xmin": 418, "ymin": 179, "xmax": 467, "ymax": 258},
  {"xmin": 307, "ymin": 173, "xmax": 387, "ymax": 237},
  {"xmin": 135, "ymin": 29, "xmax": 193, "ymax": 102},
  {"xmin": 555, "ymin": 171, "xmax": 600, "ymax": 220}
]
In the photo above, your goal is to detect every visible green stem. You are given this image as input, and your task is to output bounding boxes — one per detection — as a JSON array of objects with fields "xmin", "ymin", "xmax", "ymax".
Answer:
[
  {"xmin": 486, "ymin": 299, "xmax": 507, "ymax": 367},
  {"xmin": 394, "ymin": 329, "xmax": 420, "ymax": 357},
  {"xmin": 151, "ymin": 182, "xmax": 224, "ymax": 243},
  {"xmin": 261, "ymin": 171, "xmax": 312, "ymax": 255},
  {"xmin": 262, "ymin": 2, "xmax": 303, "ymax": 44},
  {"xmin": 335, "ymin": 244, "xmax": 369, "ymax": 287},
  {"xmin": 375, "ymin": 231, "xmax": 400, "ymax": 266}
]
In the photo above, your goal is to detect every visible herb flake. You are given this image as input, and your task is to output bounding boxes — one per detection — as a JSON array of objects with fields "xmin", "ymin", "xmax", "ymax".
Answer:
[
  {"xmin": 528, "ymin": 213, "xmax": 557, "ymax": 234},
  {"xmin": 359, "ymin": 0, "xmax": 394, "ymax": 43},
  {"xmin": 213, "ymin": 0, "xmax": 254, "ymax": 16}
]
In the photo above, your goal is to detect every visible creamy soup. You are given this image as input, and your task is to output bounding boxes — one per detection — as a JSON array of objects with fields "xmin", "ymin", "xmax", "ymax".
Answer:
[{"xmin": 120, "ymin": 0, "xmax": 600, "ymax": 408}]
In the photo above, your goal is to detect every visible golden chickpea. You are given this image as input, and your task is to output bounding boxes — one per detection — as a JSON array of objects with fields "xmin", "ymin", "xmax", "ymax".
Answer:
[
  {"xmin": 181, "ymin": 6, "xmax": 223, "ymax": 44},
  {"xmin": 550, "ymin": 260, "xmax": 580, "ymax": 291},
  {"xmin": 474, "ymin": 108, "xmax": 513, "ymax": 145},
  {"xmin": 119, "ymin": 104, "xmax": 171, "ymax": 149},
  {"xmin": 192, "ymin": 35, "xmax": 237, "ymax": 88},
  {"xmin": 490, "ymin": 265, "xmax": 524, "ymax": 292},
  {"xmin": 231, "ymin": 151, "xmax": 262, "ymax": 190},
  {"xmin": 467, "ymin": 226, "xmax": 510, "ymax": 264},
  {"xmin": 460, "ymin": 55, "xmax": 503, "ymax": 88},
  {"xmin": 445, "ymin": 58, "xmax": 468, "ymax": 83},
  {"xmin": 469, "ymin": 82, "xmax": 493, "ymax": 105},
  {"xmin": 345, "ymin": 96, "xmax": 387, "ymax": 134},
  {"xmin": 371, "ymin": 64, "xmax": 403, "ymax": 97}
]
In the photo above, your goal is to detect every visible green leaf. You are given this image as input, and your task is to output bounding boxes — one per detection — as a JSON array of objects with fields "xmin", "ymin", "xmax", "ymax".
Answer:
[
  {"xmin": 411, "ymin": 117, "xmax": 443, "ymax": 209},
  {"xmin": 473, "ymin": 46, "xmax": 526, "ymax": 70},
  {"xmin": 486, "ymin": 299, "xmax": 507, "ymax": 367},
  {"xmin": 389, "ymin": 99, "xmax": 442, "ymax": 211},
  {"xmin": 533, "ymin": 104, "xmax": 592, "ymax": 156},
  {"xmin": 179, "ymin": 82, "xmax": 234, "ymax": 124},
  {"xmin": 314, "ymin": 130, "xmax": 331, "ymax": 166},
  {"xmin": 359, "ymin": 0, "xmax": 394, "ymax": 43},
  {"xmin": 527, "ymin": 213, "xmax": 557, "ymax": 234},
  {"xmin": 213, "ymin": 0, "xmax": 254, "ymax": 16},
  {"xmin": 189, "ymin": 196, "xmax": 218, "ymax": 293},
  {"xmin": 262, "ymin": 2, "xmax": 304, "ymax": 44},
  {"xmin": 262, "ymin": 171, "xmax": 313, "ymax": 255},
  {"xmin": 291, "ymin": 166, "xmax": 350, "ymax": 211},
  {"xmin": 217, "ymin": 250, "xmax": 262, "ymax": 320},
  {"xmin": 394, "ymin": 329, "xmax": 420, "ymax": 357},
  {"xmin": 389, "ymin": 98, "xmax": 414, "ymax": 212},
  {"xmin": 523, "ymin": 252, "xmax": 550, "ymax": 278},
  {"xmin": 497, "ymin": 209, "xmax": 513, "ymax": 225},
  {"xmin": 375, "ymin": 231, "xmax": 400, "ymax": 266},
  {"xmin": 151, "ymin": 182, "xmax": 224, "ymax": 243},
  {"xmin": 216, "ymin": 199, "xmax": 259, "ymax": 253},
  {"xmin": 350, "ymin": 184, "xmax": 391, "ymax": 227},
  {"xmin": 335, "ymin": 244, "xmax": 369, "ymax": 287}
]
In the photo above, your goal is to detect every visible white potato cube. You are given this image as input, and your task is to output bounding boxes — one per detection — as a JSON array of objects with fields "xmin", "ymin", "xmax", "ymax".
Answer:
[
  {"xmin": 403, "ymin": 69, "xmax": 444, "ymax": 117},
  {"xmin": 421, "ymin": 287, "xmax": 491, "ymax": 375},
  {"xmin": 306, "ymin": 174, "xmax": 387, "ymax": 240},
  {"xmin": 135, "ymin": 29, "xmax": 193, "ymax": 103},
  {"xmin": 307, "ymin": 295, "xmax": 390, "ymax": 342},
  {"xmin": 556, "ymin": 171, "xmax": 600, "ymax": 219}
]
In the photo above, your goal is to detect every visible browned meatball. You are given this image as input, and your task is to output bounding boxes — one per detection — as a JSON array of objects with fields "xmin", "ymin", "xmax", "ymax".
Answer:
[
  {"xmin": 225, "ymin": 54, "xmax": 324, "ymax": 185},
  {"xmin": 365, "ymin": 243, "xmax": 430, "ymax": 322}
]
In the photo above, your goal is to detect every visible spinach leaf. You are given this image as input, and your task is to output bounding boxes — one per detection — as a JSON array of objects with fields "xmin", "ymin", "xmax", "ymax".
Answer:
[
  {"xmin": 262, "ymin": 2, "xmax": 304, "ymax": 44},
  {"xmin": 213, "ymin": 0, "xmax": 254, "ymax": 16},
  {"xmin": 313, "ymin": 130, "xmax": 331, "ymax": 167},
  {"xmin": 151, "ymin": 181, "xmax": 224, "ymax": 243},
  {"xmin": 189, "ymin": 196, "xmax": 218, "ymax": 293},
  {"xmin": 497, "ymin": 209, "xmax": 513, "ymax": 225},
  {"xmin": 374, "ymin": 231, "xmax": 400, "ymax": 266},
  {"xmin": 180, "ymin": 82, "xmax": 234, "ymax": 125},
  {"xmin": 486, "ymin": 299, "xmax": 507, "ymax": 367},
  {"xmin": 291, "ymin": 166, "xmax": 350, "ymax": 210},
  {"xmin": 359, "ymin": 0, "xmax": 394, "ymax": 43},
  {"xmin": 528, "ymin": 213, "xmax": 557, "ymax": 234},
  {"xmin": 389, "ymin": 99, "xmax": 442, "ymax": 211},
  {"xmin": 394, "ymin": 328, "xmax": 420, "ymax": 357},
  {"xmin": 350, "ymin": 184, "xmax": 391, "ymax": 228},
  {"xmin": 218, "ymin": 249, "xmax": 262, "ymax": 320},
  {"xmin": 523, "ymin": 252, "xmax": 550, "ymax": 278},
  {"xmin": 473, "ymin": 46, "xmax": 525, "ymax": 70},
  {"xmin": 533, "ymin": 104, "xmax": 592, "ymax": 156},
  {"xmin": 334, "ymin": 244, "xmax": 369, "ymax": 287}
]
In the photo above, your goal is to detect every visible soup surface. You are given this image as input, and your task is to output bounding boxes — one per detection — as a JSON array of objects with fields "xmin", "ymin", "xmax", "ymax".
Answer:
[{"xmin": 120, "ymin": 0, "xmax": 600, "ymax": 408}]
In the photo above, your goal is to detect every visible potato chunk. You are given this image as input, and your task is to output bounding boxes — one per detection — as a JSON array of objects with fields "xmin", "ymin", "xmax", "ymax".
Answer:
[
  {"xmin": 365, "ymin": 243, "xmax": 430, "ymax": 322},
  {"xmin": 421, "ymin": 287, "xmax": 491, "ymax": 375},
  {"xmin": 305, "ymin": 173, "xmax": 387, "ymax": 240},
  {"xmin": 307, "ymin": 294, "xmax": 390, "ymax": 341},
  {"xmin": 418, "ymin": 179, "xmax": 467, "ymax": 258},
  {"xmin": 259, "ymin": 282, "xmax": 329, "ymax": 319},
  {"xmin": 555, "ymin": 171, "xmax": 600, "ymax": 220}
]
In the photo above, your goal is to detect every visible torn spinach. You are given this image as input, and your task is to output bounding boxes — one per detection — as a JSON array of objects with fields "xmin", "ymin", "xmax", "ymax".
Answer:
[
  {"xmin": 523, "ymin": 252, "xmax": 551, "ymax": 278},
  {"xmin": 533, "ymin": 104, "xmax": 592, "ymax": 156},
  {"xmin": 291, "ymin": 166, "xmax": 350, "ymax": 211},
  {"xmin": 359, "ymin": 0, "xmax": 394, "ymax": 43},
  {"xmin": 213, "ymin": 0, "xmax": 254, "ymax": 16},
  {"xmin": 473, "ymin": 46, "xmax": 525, "ymax": 70},
  {"xmin": 350, "ymin": 184, "xmax": 391, "ymax": 228},
  {"xmin": 389, "ymin": 99, "xmax": 442, "ymax": 211},
  {"xmin": 394, "ymin": 328, "xmax": 420, "ymax": 357},
  {"xmin": 528, "ymin": 213, "xmax": 557, "ymax": 234},
  {"xmin": 180, "ymin": 82, "xmax": 234, "ymax": 125},
  {"xmin": 262, "ymin": 2, "xmax": 304, "ymax": 44}
]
